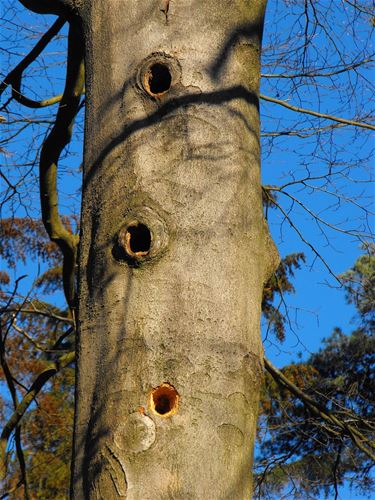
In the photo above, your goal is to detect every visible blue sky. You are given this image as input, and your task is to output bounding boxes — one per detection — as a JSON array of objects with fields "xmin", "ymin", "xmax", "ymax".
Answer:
[{"xmin": 260, "ymin": 0, "xmax": 374, "ymax": 369}]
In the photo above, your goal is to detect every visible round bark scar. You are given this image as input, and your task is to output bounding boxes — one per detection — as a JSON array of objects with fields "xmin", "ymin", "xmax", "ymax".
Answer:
[
  {"xmin": 114, "ymin": 412, "xmax": 156, "ymax": 453},
  {"xmin": 217, "ymin": 424, "xmax": 244, "ymax": 448}
]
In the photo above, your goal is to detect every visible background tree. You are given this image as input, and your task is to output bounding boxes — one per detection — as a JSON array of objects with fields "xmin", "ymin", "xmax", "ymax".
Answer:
[
  {"xmin": 0, "ymin": 218, "xmax": 74, "ymax": 498},
  {"xmin": 256, "ymin": 245, "xmax": 375, "ymax": 499},
  {"xmin": 0, "ymin": 0, "xmax": 374, "ymax": 498}
]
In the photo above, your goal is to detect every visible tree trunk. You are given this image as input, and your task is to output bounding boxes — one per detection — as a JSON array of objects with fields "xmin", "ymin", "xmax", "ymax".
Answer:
[{"xmin": 73, "ymin": 0, "xmax": 277, "ymax": 498}]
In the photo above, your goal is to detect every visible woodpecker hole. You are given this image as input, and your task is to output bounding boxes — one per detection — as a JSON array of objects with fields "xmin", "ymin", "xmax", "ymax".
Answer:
[
  {"xmin": 126, "ymin": 223, "xmax": 151, "ymax": 256},
  {"xmin": 150, "ymin": 383, "xmax": 179, "ymax": 417},
  {"xmin": 145, "ymin": 63, "xmax": 172, "ymax": 95}
]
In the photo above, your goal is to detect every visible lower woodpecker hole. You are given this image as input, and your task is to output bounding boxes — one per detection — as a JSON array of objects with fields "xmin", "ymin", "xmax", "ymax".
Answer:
[
  {"xmin": 155, "ymin": 395, "xmax": 172, "ymax": 415},
  {"xmin": 150, "ymin": 383, "xmax": 179, "ymax": 417}
]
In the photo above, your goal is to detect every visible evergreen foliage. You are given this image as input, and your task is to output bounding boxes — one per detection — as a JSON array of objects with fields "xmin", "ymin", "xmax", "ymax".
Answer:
[{"xmin": 255, "ymin": 250, "xmax": 375, "ymax": 499}]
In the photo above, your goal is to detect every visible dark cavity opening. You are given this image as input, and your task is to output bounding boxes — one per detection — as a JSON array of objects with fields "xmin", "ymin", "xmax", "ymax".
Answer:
[
  {"xmin": 127, "ymin": 223, "xmax": 151, "ymax": 254},
  {"xmin": 148, "ymin": 63, "xmax": 171, "ymax": 94},
  {"xmin": 155, "ymin": 395, "xmax": 172, "ymax": 415},
  {"xmin": 151, "ymin": 384, "xmax": 179, "ymax": 417}
]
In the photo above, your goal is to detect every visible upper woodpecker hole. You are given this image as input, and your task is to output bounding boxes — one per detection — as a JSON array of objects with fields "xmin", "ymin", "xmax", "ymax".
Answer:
[{"xmin": 146, "ymin": 63, "xmax": 172, "ymax": 95}]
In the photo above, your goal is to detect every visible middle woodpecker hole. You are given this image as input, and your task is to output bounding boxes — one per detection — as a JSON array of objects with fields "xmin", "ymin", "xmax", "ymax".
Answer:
[{"xmin": 126, "ymin": 223, "xmax": 151, "ymax": 256}]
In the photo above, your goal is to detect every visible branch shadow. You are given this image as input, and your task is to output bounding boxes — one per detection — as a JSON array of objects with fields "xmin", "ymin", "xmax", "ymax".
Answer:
[
  {"xmin": 83, "ymin": 85, "xmax": 259, "ymax": 192},
  {"xmin": 208, "ymin": 20, "xmax": 264, "ymax": 82}
]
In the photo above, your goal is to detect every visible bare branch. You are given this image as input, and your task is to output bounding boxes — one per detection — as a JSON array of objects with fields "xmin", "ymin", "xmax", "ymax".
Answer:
[
  {"xmin": 261, "ymin": 93, "xmax": 375, "ymax": 131},
  {"xmin": 271, "ymin": 187, "xmax": 370, "ymax": 240},
  {"xmin": 343, "ymin": 0, "xmax": 374, "ymax": 17},
  {"xmin": 0, "ymin": 351, "xmax": 75, "ymax": 479},
  {"xmin": 0, "ymin": 17, "xmax": 65, "ymax": 108},
  {"xmin": 11, "ymin": 319, "xmax": 71, "ymax": 352},
  {"xmin": 14, "ymin": 427, "xmax": 29, "ymax": 500},
  {"xmin": 0, "ymin": 279, "xmax": 29, "ymax": 493},
  {"xmin": 39, "ymin": 21, "xmax": 84, "ymax": 309},
  {"xmin": 262, "ymin": 187, "xmax": 340, "ymax": 283},
  {"xmin": 17, "ymin": 0, "xmax": 76, "ymax": 16},
  {"xmin": 262, "ymin": 56, "xmax": 374, "ymax": 79},
  {"xmin": 1, "ymin": 307, "xmax": 73, "ymax": 324}
]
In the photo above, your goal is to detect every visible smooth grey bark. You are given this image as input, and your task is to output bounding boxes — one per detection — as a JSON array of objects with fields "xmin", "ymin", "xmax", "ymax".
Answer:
[{"xmin": 73, "ymin": 0, "xmax": 277, "ymax": 498}]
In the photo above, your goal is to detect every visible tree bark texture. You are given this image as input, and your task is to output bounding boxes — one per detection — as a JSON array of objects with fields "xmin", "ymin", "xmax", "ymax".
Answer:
[{"xmin": 73, "ymin": 1, "xmax": 277, "ymax": 498}]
